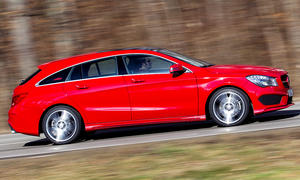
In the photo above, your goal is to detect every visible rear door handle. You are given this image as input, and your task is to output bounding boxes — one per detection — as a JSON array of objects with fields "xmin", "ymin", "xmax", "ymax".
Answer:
[
  {"xmin": 75, "ymin": 85, "xmax": 89, "ymax": 89},
  {"xmin": 131, "ymin": 78, "xmax": 145, "ymax": 83}
]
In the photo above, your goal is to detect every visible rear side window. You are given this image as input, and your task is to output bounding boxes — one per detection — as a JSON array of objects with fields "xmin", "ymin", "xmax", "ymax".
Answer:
[
  {"xmin": 82, "ymin": 62, "xmax": 99, "ymax": 78},
  {"xmin": 20, "ymin": 69, "xmax": 41, "ymax": 85},
  {"xmin": 97, "ymin": 58, "xmax": 118, "ymax": 76},
  {"xmin": 69, "ymin": 65, "xmax": 82, "ymax": 81},
  {"xmin": 39, "ymin": 68, "xmax": 71, "ymax": 85},
  {"xmin": 82, "ymin": 57, "xmax": 118, "ymax": 79}
]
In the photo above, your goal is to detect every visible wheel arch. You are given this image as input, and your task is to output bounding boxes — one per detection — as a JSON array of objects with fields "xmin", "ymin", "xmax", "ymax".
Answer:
[
  {"xmin": 39, "ymin": 104, "xmax": 85, "ymax": 134},
  {"xmin": 205, "ymin": 85, "xmax": 254, "ymax": 121}
]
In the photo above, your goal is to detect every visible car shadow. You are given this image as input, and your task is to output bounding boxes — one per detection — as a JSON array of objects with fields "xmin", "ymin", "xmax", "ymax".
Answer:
[
  {"xmin": 24, "ymin": 121, "xmax": 215, "ymax": 146},
  {"xmin": 24, "ymin": 137, "xmax": 52, "ymax": 146},
  {"xmin": 85, "ymin": 120, "xmax": 215, "ymax": 141},
  {"xmin": 24, "ymin": 109, "xmax": 300, "ymax": 146}
]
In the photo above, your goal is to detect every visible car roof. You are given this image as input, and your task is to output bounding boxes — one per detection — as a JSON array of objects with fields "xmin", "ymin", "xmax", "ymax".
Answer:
[
  {"xmin": 37, "ymin": 47, "xmax": 163, "ymax": 71},
  {"xmin": 98, "ymin": 47, "xmax": 163, "ymax": 53}
]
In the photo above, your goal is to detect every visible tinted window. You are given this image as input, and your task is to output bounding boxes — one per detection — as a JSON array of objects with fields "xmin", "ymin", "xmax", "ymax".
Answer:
[
  {"xmin": 123, "ymin": 55, "xmax": 173, "ymax": 74},
  {"xmin": 85, "ymin": 63, "xmax": 99, "ymax": 78},
  {"xmin": 39, "ymin": 68, "xmax": 71, "ymax": 85},
  {"xmin": 20, "ymin": 69, "xmax": 41, "ymax": 85},
  {"xmin": 82, "ymin": 57, "xmax": 117, "ymax": 79},
  {"xmin": 117, "ymin": 57, "xmax": 127, "ymax": 75},
  {"xmin": 97, "ymin": 58, "xmax": 118, "ymax": 76},
  {"xmin": 69, "ymin": 65, "xmax": 82, "ymax": 80}
]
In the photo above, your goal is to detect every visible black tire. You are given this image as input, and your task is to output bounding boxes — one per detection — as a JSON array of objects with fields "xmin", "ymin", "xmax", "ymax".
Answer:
[
  {"xmin": 42, "ymin": 105, "xmax": 82, "ymax": 144},
  {"xmin": 208, "ymin": 87, "xmax": 250, "ymax": 127}
]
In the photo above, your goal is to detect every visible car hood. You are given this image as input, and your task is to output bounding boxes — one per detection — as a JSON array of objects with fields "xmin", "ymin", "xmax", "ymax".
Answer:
[{"xmin": 205, "ymin": 65, "xmax": 287, "ymax": 76}]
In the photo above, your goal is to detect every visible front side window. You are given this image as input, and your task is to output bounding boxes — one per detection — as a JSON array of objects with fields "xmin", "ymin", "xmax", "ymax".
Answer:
[
  {"xmin": 39, "ymin": 68, "xmax": 71, "ymax": 85},
  {"xmin": 82, "ymin": 57, "xmax": 118, "ymax": 79},
  {"xmin": 123, "ymin": 55, "xmax": 173, "ymax": 74}
]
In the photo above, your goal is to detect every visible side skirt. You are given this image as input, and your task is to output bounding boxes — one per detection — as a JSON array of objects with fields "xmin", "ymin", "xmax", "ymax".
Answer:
[{"xmin": 85, "ymin": 115, "xmax": 206, "ymax": 132}]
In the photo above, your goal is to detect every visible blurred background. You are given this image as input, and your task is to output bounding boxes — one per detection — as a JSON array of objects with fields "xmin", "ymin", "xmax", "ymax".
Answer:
[{"xmin": 0, "ymin": 0, "xmax": 299, "ymax": 133}]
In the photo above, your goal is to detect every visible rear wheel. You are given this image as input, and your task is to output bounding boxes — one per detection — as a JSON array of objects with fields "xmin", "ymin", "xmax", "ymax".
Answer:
[
  {"xmin": 209, "ymin": 87, "xmax": 250, "ymax": 126},
  {"xmin": 42, "ymin": 106, "xmax": 82, "ymax": 144}
]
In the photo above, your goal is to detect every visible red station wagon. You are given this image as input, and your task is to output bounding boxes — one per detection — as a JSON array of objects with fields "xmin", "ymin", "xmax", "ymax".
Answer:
[{"xmin": 8, "ymin": 48, "xmax": 294, "ymax": 144}]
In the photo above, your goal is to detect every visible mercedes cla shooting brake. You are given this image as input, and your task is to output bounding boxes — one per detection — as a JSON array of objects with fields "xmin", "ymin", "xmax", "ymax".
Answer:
[{"xmin": 8, "ymin": 48, "xmax": 294, "ymax": 144}]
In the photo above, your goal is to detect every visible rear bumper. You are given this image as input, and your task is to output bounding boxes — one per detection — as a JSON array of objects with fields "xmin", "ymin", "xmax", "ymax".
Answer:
[
  {"xmin": 8, "ymin": 123, "xmax": 17, "ymax": 134},
  {"xmin": 8, "ymin": 105, "xmax": 41, "ymax": 136}
]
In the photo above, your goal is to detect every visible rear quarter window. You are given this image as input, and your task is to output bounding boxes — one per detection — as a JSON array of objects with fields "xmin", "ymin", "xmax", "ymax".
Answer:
[{"xmin": 39, "ymin": 68, "xmax": 71, "ymax": 85}]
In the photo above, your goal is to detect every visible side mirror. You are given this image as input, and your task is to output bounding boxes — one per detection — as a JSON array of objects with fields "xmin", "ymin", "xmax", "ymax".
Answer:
[
  {"xmin": 170, "ymin": 64, "xmax": 184, "ymax": 73},
  {"xmin": 170, "ymin": 64, "xmax": 185, "ymax": 77}
]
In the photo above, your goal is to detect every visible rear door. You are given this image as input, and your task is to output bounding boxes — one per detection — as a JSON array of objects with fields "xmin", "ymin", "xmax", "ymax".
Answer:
[
  {"xmin": 122, "ymin": 54, "xmax": 198, "ymax": 121},
  {"xmin": 64, "ymin": 57, "xmax": 131, "ymax": 124}
]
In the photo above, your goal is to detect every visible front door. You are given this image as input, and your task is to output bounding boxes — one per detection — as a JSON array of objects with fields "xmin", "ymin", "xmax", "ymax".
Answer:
[{"xmin": 122, "ymin": 54, "xmax": 198, "ymax": 121}]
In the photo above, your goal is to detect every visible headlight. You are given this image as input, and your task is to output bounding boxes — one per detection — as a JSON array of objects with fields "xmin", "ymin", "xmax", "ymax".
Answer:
[{"xmin": 246, "ymin": 75, "xmax": 278, "ymax": 87}]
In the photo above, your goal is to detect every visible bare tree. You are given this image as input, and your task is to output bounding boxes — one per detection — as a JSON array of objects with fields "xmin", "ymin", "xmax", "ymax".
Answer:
[{"xmin": 5, "ymin": 0, "xmax": 37, "ymax": 78}]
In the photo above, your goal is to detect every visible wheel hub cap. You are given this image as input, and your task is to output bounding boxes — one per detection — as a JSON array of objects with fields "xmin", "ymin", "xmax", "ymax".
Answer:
[
  {"xmin": 213, "ymin": 91, "xmax": 245, "ymax": 125},
  {"xmin": 224, "ymin": 103, "xmax": 233, "ymax": 111},
  {"xmin": 57, "ymin": 121, "xmax": 66, "ymax": 129},
  {"xmin": 45, "ymin": 110, "xmax": 77, "ymax": 142}
]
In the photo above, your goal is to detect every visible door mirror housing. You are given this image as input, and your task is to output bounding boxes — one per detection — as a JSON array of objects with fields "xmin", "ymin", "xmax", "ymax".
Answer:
[
  {"xmin": 170, "ymin": 64, "xmax": 185, "ymax": 77},
  {"xmin": 170, "ymin": 64, "xmax": 184, "ymax": 73}
]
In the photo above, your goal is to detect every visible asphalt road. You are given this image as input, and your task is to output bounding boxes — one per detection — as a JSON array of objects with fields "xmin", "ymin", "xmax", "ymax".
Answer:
[{"xmin": 0, "ymin": 103, "xmax": 299, "ymax": 159}]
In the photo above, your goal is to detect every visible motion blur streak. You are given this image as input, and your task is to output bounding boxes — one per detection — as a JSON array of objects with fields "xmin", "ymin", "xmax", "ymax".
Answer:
[{"xmin": 0, "ymin": 0, "xmax": 300, "ymax": 133}]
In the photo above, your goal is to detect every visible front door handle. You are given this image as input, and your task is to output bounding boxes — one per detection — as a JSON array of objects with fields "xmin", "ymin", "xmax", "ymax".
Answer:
[
  {"xmin": 75, "ymin": 85, "xmax": 89, "ymax": 89},
  {"xmin": 131, "ymin": 78, "xmax": 145, "ymax": 83}
]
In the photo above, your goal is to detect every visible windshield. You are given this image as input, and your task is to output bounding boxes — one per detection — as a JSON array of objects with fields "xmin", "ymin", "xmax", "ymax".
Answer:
[{"xmin": 158, "ymin": 49, "xmax": 213, "ymax": 67}]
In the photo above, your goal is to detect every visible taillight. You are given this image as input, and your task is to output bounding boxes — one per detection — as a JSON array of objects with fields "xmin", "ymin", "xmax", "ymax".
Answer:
[{"xmin": 11, "ymin": 93, "xmax": 28, "ymax": 107}]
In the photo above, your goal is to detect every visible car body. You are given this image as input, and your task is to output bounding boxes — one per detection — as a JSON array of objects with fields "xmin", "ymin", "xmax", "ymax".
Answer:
[{"xmin": 8, "ymin": 47, "xmax": 294, "ymax": 144}]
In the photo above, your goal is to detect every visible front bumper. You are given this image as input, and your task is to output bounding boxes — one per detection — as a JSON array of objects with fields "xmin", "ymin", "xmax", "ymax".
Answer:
[
  {"xmin": 251, "ymin": 87, "xmax": 293, "ymax": 115},
  {"xmin": 260, "ymin": 103, "xmax": 294, "ymax": 114}
]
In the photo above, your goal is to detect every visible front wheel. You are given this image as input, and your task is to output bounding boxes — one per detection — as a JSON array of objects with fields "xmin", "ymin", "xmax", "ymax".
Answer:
[
  {"xmin": 209, "ymin": 87, "xmax": 250, "ymax": 126},
  {"xmin": 42, "ymin": 106, "xmax": 82, "ymax": 144}
]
